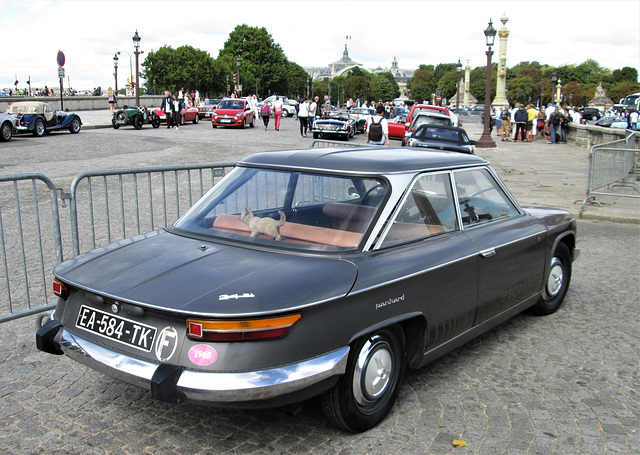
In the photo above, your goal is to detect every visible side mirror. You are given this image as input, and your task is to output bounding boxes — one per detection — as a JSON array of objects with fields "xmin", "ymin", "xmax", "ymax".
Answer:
[{"xmin": 469, "ymin": 140, "xmax": 477, "ymax": 145}]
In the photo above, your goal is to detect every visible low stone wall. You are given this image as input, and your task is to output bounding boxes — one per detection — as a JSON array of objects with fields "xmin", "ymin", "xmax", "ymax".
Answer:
[
  {"xmin": 0, "ymin": 95, "xmax": 165, "ymax": 113},
  {"xmin": 567, "ymin": 123, "xmax": 639, "ymax": 149}
]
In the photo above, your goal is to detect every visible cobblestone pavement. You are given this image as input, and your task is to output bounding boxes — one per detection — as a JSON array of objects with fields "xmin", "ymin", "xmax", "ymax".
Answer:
[
  {"xmin": 0, "ymin": 220, "xmax": 638, "ymax": 454},
  {"xmin": 1, "ymin": 113, "xmax": 639, "ymax": 454}
]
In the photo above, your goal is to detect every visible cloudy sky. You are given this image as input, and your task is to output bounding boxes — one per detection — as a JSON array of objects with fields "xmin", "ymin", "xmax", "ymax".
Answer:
[{"xmin": 1, "ymin": 0, "xmax": 638, "ymax": 91}]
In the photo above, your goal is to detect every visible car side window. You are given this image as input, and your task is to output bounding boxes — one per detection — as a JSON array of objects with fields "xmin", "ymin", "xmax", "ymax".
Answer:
[
  {"xmin": 381, "ymin": 173, "xmax": 457, "ymax": 246},
  {"xmin": 453, "ymin": 168, "xmax": 520, "ymax": 227}
]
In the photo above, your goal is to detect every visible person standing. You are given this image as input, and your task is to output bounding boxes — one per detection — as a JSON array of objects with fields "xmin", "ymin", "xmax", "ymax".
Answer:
[
  {"xmin": 194, "ymin": 90, "xmax": 200, "ymax": 106},
  {"xmin": 526, "ymin": 104, "xmax": 537, "ymax": 142},
  {"xmin": 366, "ymin": 105, "xmax": 389, "ymax": 146},
  {"xmin": 630, "ymin": 110, "xmax": 639, "ymax": 130},
  {"xmin": 161, "ymin": 91, "xmax": 173, "ymax": 128},
  {"xmin": 273, "ymin": 96, "xmax": 283, "ymax": 131},
  {"xmin": 537, "ymin": 107, "xmax": 547, "ymax": 140},
  {"xmin": 548, "ymin": 107, "xmax": 562, "ymax": 144},
  {"xmin": 172, "ymin": 94, "xmax": 181, "ymax": 129},
  {"xmin": 513, "ymin": 104, "xmax": 528, "ymax": 141},
  {"xmin": 298, "ymin": 97, "xmax": 309, "ymax": 137},
  {"xmin": 501, "ymin": 106, "xmax": 512, "ymax": 141},
  {"xmin": 260, "ymin": 102, "xmax": 272, "ymax": 130},
  {"xmin": 308, "ymin": 96, "xmax": 318, "ymax": 130},
  {"xmin": 560, "ymin": 107, "xmax": 571, "ymax": 143},
  {"xmin": 107, "ymin": 87, "xmax": 117, "ymax": 112}
]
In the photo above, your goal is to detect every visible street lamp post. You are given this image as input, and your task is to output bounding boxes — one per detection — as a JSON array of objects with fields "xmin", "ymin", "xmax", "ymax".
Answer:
[
  {"xmin": 133, "ymin": 30, "xmax": 142, "ymax": 106},
  {"xmin": 236, "ymin": 56, "xmax": 242, "ymax": 97},
  {"xmin": 477, "ymin": 19, "xmax": 497, "ymax": 148},
  {"xmin": 113, "ymin": 53, "xmax": 119, "ymax": 94},
  {"xmin": 540, "ymin": 90, "xmax": 544, "ymax": 109},
  {"xmin": 226, "ymin": 76, "xmax": 229, "ymax": 97},
  {"xmin": 552, "ymin": 70, "xmax": 558, "ymax": 104},
  {"xmin": 456, "ymin": 59, "xmax": 462, "ymax": 115},
  {"xmin": 117, "ymin": 50, "xmax": 133, "ymax": 95}
]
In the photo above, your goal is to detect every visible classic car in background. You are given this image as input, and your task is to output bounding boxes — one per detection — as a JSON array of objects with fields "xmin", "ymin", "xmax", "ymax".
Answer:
[
  {"xmin": 0, "ymin": 112, "xmax": 17, "ymax": 142},
  {"xmin": 350, "ymin": 107, "xmax": 376, "ymax": 133},
  {"xmin": 37, "ymin": 147, "xmax": 578, "ymax": 432},
  {"xmin": 198, "ymin": 98, "xmax": 222, "ymax": 119},
  {"xmin": 151, "ymin": 105, "xmax": 200, "ymax": 126},
  {"xmin": 311, "ymin": 112, "xmax": 357, "ymax": 140},
  {"xmin": 112, "ymin": 106, "xmax": 160, "ymax": 130},
  {"xmin": 402, "ymin": 112, "xmax": 454, "ymax": 145},
  {"xmin": 6, "ymin": 101, "xmax": 82, "ymax": 137},
  {"xmin": 365, "ymin": 115, "xmax": 407, "ymax": 140},
  {"xmin": 262, "ymin": 95, "xmax": 296, "ymax": 117},
  {"xmin": 211, "ymin": 98, "xmax": 255, "ymax": 128},
  {"xmin": 406, "ymin": 125, "xmax": 477, "ymax": 154}
]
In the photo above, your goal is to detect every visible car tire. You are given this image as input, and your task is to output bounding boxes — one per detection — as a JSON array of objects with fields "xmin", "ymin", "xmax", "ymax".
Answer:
[
  {"xmin": 69, "ymin": 117, "xmax": 81, "ymax": 134},
  {"xmin": 313, "ymin": 132, "xmax": 319, "ymax": 139},
  {"xmin": 33, "ymin": 119, "xmax": 45, "ymax": 137},
  {"xmin": 151, "ymin": 118, "xmax": 160, "ymax": 128},
  {"xmin": 193, "ymin": 115, "xmax": 199, "ymax": 124},
  {"xmin": 1, "ymin": 121, "xmax": 12, "ymax": 142},
  {"xmin": 321, "ymin": 326, "xmax": 405, "ymax": 432},
  {"xmin": 133, "ymin": 114, "xmax": 143, "ymax": 130},
  {"xmin": 530, "ymin": 243, "xmax": 572, "ymax": 316},
  {"xmin": 250, "ymin": 116, "xmax": 255, "ymax": 128},
  {"xmin": 212, "ymin": 123, "xmax": 217, "ymax": 128}
]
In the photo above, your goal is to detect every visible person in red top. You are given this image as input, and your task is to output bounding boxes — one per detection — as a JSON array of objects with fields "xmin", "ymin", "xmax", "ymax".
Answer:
[{"xmin": 273, "ymin": 96, "xmax": 284, "ymax": 131}]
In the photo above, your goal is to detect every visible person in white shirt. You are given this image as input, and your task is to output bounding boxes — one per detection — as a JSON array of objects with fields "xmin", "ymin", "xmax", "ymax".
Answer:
[
  {"xmin": 367, "ymin": 105, "xmax": 389, "ymax": 146},
  {"xmin": 273, "ymin": 96, "xmax": 284, "ymax": 131},
  {"xmin": 298, "ymin": 98, "xmax": 309, "ymax": 137}
]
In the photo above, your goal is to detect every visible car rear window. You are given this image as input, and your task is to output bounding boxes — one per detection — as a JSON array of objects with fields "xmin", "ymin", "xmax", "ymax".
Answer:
[{"xmin": 218, "ymin": 100, "xmax": 244, "ymax": 110}]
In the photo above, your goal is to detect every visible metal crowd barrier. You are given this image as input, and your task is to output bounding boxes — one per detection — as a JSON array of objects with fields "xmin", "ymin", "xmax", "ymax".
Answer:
[
  {"xmin": 0, "ymin": 163, "xmax": 236, "ymax": 322},
  {"xmin": 577, "ymin": 131, "xmax": 639, "ymax": 206},
  {"xmin": 309, "ymin": 139, "xmax": 371, "ymax": 148}
]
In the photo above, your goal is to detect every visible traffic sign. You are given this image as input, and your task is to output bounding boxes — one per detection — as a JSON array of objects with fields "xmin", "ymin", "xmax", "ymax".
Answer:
[
  {"xmin": 436, "ymin": 96, "xmax": 442, "ymax": 101},
  {"xmin": 58, "ymin": 67, "xmax": 65, "ymax": 79},
  {"xmin": 57, "ymin": 51, "xmax": 65, "ymax": 67}
]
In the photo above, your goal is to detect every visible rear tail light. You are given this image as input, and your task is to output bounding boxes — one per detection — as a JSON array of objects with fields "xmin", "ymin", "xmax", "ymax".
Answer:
[
  {"xmin": 186, "ymin": 314, "xmax": 301, "ymax": 342},
  {"xmin": 53, "ymin": 278, "xmax": 68, "ymax": 299}
]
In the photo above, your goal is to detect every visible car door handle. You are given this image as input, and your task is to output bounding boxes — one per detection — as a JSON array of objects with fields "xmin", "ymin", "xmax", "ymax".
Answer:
[{"xmin": 480, "ymin": 248, "xmax": 496, "ymax": 258}]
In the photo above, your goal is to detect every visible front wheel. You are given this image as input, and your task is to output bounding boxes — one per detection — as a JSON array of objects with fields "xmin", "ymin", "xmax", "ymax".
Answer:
[
  {"xmin": 312, "ymin": 132, "xmax": 319, "ymax": 139},
  {"xmin": 193, "ymin": 114, "xmax": 199, "ymax": 124},
  {"xmin": 321, "ymin": 327, "xmax": 405, "ymax": 432},
  {"xmin": 249, "ymin": 116, "xmax": 255, "ymax": 128},
  {"xmin": 69, "ymin": 117, "xmax": 81, "ymax": 134},
  {"xmin": 530, "ymin": 243, "xmax": 572, "ymax": 316}
]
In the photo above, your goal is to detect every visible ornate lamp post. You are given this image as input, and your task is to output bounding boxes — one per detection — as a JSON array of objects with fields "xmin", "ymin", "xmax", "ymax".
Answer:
[
  {"xmin": 455, "ymin": 59, "xmax": 462, "ymax": 115},
  {"xmin": 117, "ymin": 50, "xmax": 133, "ymax": 95},
  {"xmin": 132, "ymin": 30, "xmax": 142, "ymax": 106},
  {"xmin": 236, "ymin": 56, "xmax": 242, "ymax": 97},
  {"xmin": 540, "ymin": 90, "xmax": 544, "ymax": 108},
  {"xmin": 113, "ymin": 53, "xmax": 119, "ymax": 94},
  {"xmin": 476, "ymin": 19, "xmax": 497, "ymax": 148},
  {"xmin": 552, "ymin": 70, "xmax": 558, "ymax": 104}
]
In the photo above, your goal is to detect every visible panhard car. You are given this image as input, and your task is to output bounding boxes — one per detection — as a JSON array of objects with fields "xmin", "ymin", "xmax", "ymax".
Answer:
[
  {"xmin": 0, "ymin": 112, "xmax": 17, "ymax": 142},
  {"xmin": 311, "ymin": 112, "xmax": 357, "ymax": 140},
  {"xmin": 37, "ymin": 148, "xmax": 579, "ymax": 432},
  {"xmin": 402, "ymin": 112, "xmax": 453, "ymax": 145},
  {"xmin": 112, "ymin": 106, "xmax": 160, "ymax": 130},
  {"xmin": 406, "ymin": 124, "xmax": 477, "ymax": 154},
  {"xmin": 6, "ymin": 101, "xmax": 82, "ymax": 137},
  {"xmin": 152, "ymin": 105, "xmax": 200, "ymax": 126},
  {"xmin": 212, "ymin": 98, "xmax": 255, "ymax": 128}
]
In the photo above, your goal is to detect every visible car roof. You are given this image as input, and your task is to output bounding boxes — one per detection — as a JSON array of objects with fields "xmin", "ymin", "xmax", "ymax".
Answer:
[
  {"xmin": 240, "ymin": 147, "xmax": 487, "ymax": 174},
  {"xmin": 414, "ymin": 111, "xmax": 451, "ymax": 119}
]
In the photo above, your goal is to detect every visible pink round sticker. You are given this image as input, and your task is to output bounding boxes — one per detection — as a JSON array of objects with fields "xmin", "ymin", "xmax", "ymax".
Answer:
[{"xmin": 188, "ymin": 344, "xmax": 218, "ymax": 366}]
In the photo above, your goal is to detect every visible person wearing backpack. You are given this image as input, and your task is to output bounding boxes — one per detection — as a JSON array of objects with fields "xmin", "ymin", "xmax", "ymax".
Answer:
[
  {"xmin": 560, "ymin": 106, "xmax": 571, "ymax": 143},
  {"xmin": 548, "ymin": 106, "xmax": 562, "ymax": 144},
  {"xmin": 501, "ymin": 106, "xmax": 512, "ymax": 142},
  {"xmin": 366, "ymin": 105, "xmax": 389, "ymax": 146}
]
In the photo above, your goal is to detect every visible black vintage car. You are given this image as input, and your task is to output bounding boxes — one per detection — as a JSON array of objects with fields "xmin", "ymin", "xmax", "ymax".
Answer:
[
  {"xmin": 37, "ymin": 148, "xmax": 578, "ymax": 432},
  {"xmin": 406, "ymin": 124, "xmax": 477, "ymax": 154},
  {"xmin": 311, "ymin": 112, "xmax": 357, "ymax": 140}
]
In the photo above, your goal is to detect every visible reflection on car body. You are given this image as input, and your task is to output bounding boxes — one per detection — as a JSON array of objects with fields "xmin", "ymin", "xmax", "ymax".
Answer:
[{"xmin": 37, "ymin": 148, "xmax": 578, "ymax": 433}]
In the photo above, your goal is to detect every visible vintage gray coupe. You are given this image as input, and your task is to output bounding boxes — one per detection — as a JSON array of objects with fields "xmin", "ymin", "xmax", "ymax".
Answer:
[{"xmin": 37, "ymin": 148, "xmax": 578, "ymax": 432}]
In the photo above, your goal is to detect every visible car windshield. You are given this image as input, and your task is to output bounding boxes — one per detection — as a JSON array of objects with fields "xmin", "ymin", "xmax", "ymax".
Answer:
[
  {"xmin": 414, "ymin": 127, "xmax": 465, "ymax": 143},
  {"xmin": 172, "ymin": 167, "xmax": 387, "ymax": 252},
  {"xmin": 217, "ymin": 100, "xmax": 244, "ymax": 110},
  {"xmin": 413, "ymin": 115, "xmax": 452, "ymax": 128}
]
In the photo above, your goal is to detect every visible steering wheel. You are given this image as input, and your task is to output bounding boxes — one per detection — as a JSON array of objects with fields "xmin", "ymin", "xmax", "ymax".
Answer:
[
  {"xmin": 362, "ymin": 184, "xmax": 386, "ymax": 206},
  {"xmin": 468, "ymin": 187, "xmax": 493, "ymax": 198}
]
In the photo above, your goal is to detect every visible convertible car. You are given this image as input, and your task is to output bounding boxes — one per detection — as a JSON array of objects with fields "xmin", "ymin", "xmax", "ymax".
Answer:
[
  {"xmin": 311, "ymin": 112, "xmax": 357, "ymax": 140},
  {"xmin": 37, "ymin": 148, "xmax": 578, "ymax": 432},
  {"xmin": 112, "ymin": 106, "xmax": 160, "ymax": 130},
  {"xmin": 7, "ymin": 101, "xmax": 82, "ymax": 137},
  {"xmin": 151, "ymin": 105, "xmax": 200, "ymax": 126}
]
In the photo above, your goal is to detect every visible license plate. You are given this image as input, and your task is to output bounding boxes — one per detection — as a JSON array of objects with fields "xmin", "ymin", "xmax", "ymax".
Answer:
[
  {"xmin": 220, "ymin": 118, "xmax": 233, "ymax": 123},
  {"xmin": 205, "ymin": 113, "xmax": 211, "ymax": 117},
  {"xmin": 76, "ymin": 305, "xmax": 157, "ymax": 352}
]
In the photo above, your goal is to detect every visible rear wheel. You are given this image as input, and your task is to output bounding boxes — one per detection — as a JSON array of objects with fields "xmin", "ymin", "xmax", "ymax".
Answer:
[
  {"xmin": 1, "ymin": 121, "xmax": 12, "ymax": 141},
  {"xmin": 530, "ymin": 243, "xmax": 572, "ymax": 315},
  {"xmin": 250, "ymin": 116, "xmax": 255, "ymax": 128},
  {"xmin": 133, "ymin": 114, "xmax": 143, "ymax": 130},
  {"xmin": 193, "ymin": 114, "xmax": 199, "ymax": 124},
  {"xmin": 321, "ymin": 326, "xmax": 405, "ymax": 432},
  {"xmin": 33, "ymin": 119, "xmax": 45, "ymax": 137}
]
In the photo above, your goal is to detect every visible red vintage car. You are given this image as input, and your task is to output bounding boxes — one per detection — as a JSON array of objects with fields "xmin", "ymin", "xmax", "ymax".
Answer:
[
  {"xmin": 211, "ymin": 98, "xmax": 255, "ymax": 128},
  {"xmin": 152, "ymin": 105, "xmax": 200, "ymax": 126}
]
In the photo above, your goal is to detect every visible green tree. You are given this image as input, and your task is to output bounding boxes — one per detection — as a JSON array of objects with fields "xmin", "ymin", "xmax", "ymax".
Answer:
[
  {"xmin": 142, "ymin": 45, "xmax": 224, "ymax": 97},
  {"xmin": 612, "ymin": 67, "xmax": 639, "ymax": 83},
  {"xmin": 218, "ymin": 24, "xmax": 289, "ymax": 97},
  {"xmin": 370, "ymin": 74, "xmax": 396, "ymax": 102},
  {"xmin": 287, "ymin": 61, "xmax": 310, "ymax": 98}
]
